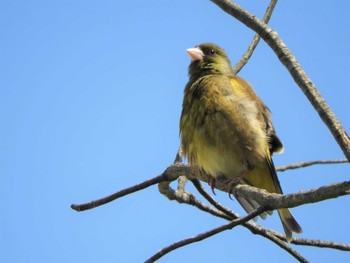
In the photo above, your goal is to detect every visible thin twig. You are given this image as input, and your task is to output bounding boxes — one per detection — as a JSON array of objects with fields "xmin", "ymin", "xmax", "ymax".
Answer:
[
  {"xmin": 174, "ymin": 146, "xmax": 183, "ymax": 164},
  {"xmin": 192, "ymin": 179, "xmax": 350, "ymax": 249},
  {"xmin": 71, "ymin": 174, "xmax": 166, "ymax": 211},
  {"xmin": 191, "ymin": 179, "xmax": 240, "ymax": 218},
  {"xmin": 292, "ymin": 237, "xmax": 350, "ymax": 251},
  {"xmin": 177, "ymin": 176, "xmax": 188, "ymax": 191},
  {"xmin": 276, "ymin": 159, "xmax": 348, "ymax": 172},
  {"xmin": 158, "ymin": 180, "xmax": 231, "ymax": 220},
  {"xmin": 154, "ymin": 179, "xmax": 311, "ymax": 262},
  {"xmin": 264, "ymin": 227, "xmax": 350, "ymax": 251},
  {"xmin": 71, "ymin": 163, "xmax": 189, "ymax": 212},
  {"xmin": 71, "ymin": 161, "xmax": 349, "ymax": 211},
  {"xmin": 232, "ymin": 0, "xmax": 278, "ymax": 74},
  {"xmin": 211, "ymin": 0, "xmax": 350, "ymax": 161},
  {"xmin": 145, "ymin": 207, "xmax": 269, "ymax": 263},
  {"xmin": 191, "ymin": 179, "xmax": 309, "ymax": 261},
  {"xmin": 71, "ymin": 162, "xmax": 350, "ymax": 262}
]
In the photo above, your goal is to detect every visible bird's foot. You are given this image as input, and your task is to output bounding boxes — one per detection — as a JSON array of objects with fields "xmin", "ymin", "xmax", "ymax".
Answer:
[{"xmin": 225, "ymin": 172, "xmax": 246, "ymax": 200}]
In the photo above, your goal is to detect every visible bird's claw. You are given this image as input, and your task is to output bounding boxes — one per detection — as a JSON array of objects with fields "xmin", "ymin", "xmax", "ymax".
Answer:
[{"xmin": 208, "ymin": 176, "xmax": 216, "ymax": 195}]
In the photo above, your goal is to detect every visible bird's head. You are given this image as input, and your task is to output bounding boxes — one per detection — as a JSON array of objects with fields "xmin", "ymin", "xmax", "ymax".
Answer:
[{"xmin": 187, "ymin": 43, "xmax": 234, "ymax": 80}]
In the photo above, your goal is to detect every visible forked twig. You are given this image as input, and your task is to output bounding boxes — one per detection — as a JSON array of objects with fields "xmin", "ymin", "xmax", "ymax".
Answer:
[{"xmin": 232, "ymin": 0, "xmax": 278, "ymax": 74}]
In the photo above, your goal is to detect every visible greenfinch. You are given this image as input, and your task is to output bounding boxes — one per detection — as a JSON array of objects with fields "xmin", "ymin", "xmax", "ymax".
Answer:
[{"xmin": 180, "ymin": 43, "xmax": 302, "ymax": 242}]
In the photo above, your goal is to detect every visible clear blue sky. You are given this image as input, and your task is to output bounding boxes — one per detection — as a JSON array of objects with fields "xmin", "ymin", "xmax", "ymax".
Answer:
[{"xmin": 1, "ymin": 1, "xmax": 349, "ymax": 262}]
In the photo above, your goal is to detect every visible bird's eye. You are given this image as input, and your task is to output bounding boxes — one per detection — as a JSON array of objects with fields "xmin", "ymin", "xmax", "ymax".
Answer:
[{"xmin": 209, "ymin": 49, "xmax": 216, "ymax": 55}]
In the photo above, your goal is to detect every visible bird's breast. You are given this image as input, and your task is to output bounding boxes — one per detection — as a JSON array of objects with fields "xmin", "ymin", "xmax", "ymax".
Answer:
[{"xmin": 181, "ymin": 75, "xmax": 268, "ymax": 179}]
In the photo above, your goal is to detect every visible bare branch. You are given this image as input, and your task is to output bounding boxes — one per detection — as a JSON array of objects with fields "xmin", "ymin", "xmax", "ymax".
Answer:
[
  {"xmin": 71, "ymin": 174, "xmax": 166, "ymax": 211},
  {"xmin": 173, "ymin": 146, "xmax": 183, "ymax": 164},
  {"xmin": 71, "ymin": 162, "xmax": 349, "ymax": 212},
  {"xmin": 292, "ymin": 237, "xmax": 350, "ymax": 251},
  {"xmin": 189, "ymin": 180, "xmax": 350, "ymax": 259},
  {"xmin": 152, "ymin": 179, "xmax": 347, "ymax": 263},
  {"xmin": 156, "ymin": 179, "xmax": 311, "ymax": 262},
  {"xmin": 232, "ymin": 0, "xmax": 278, "ymax": 74},
  {"xmin": 158, "ymin": 179, "xmax": 230, "ymax": 219},
  {"xmin": 191, "ymin": 179, "xmax": 324, "ymax": 261},
  {"xmin": 191, "ymin": 179, "xmax": 239, "ymax": 217},
  {"xmin": 71, "ymin": 162, "xmax": 349, "ymax": 262},
  {"xmin": 211, "ymin": 0, "xmax": 350, "ymax": 161},
  {"xmin": 145, "ymin": 207, "xmax": 271, "ymax": 263},
  {"xmin": 230, "ymin": 181, "xmax": 350, "ymax": 210},
  {"xmin": 276, "ymin": 159, "xmax": 349, "ymax": 172},
  {"xmin": 188, "ymin": 163, "xmax": 350, "ymax": 205},
  {"xmin": 70, "ymin": 164, "xmax": 190, "ymax": 212}
]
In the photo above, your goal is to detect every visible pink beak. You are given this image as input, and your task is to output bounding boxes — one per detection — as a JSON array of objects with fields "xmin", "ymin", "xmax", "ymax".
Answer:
[{"xmin": 186, "ymin": 47, "xmax": 204, "ymax": 61}]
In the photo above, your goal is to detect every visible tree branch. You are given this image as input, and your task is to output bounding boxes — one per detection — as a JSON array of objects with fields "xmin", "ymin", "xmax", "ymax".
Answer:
[
  {"xmin": 190, "ymin": 179, "xmax": 310, "ymax": 260},
  {"xmin": 187, "ymin": 162, "xmax": 350, "ymax": 206},
  {"xmin": 158, "ymin": 177, "xmax": 349, "ymax": 262},
  {"xmin": 211, "ymin": 0, "xmax": 350, "ymax": 161},
  {"xmin": 229, "ymin": 181, "xmax": 350, "ymax": 210},
  {"xmin": 71, "ymin": 160, "xmax": 349, "ymax": 212},
  {"xmin": 71, "ymin": 174, "xmax": 166, "ymax": 211},
  {"xmin": 276, "ymin": 159, "xmax": 348, "ymax": 172},
  {"xmin": 232, "ymin": 0, "xmax": 278, "ymax": 74},
  {"xmin": 190, "ymin": 179, "xmax": 350, "ymax": 250},
  {"xmin": 145, "ymin": 207, "xmax": 275, "ymax": 263},
  {"xmin": 71, "ymin": 161, "xmax": 350, "ymax": 262},
  {"xmin": 291, "ymin": 237, "xmax": 350, "ymax": 251},
  {"xmin": 155, "ymin": 178, "xmax": 340, "ymax": 262},
  {"xmin": 159, "ymin": 179, "xmax": 231, "ymax": 220},
  {"xmin": 70, "ymin": 164, "xmax": 189, "ymax": 212}
]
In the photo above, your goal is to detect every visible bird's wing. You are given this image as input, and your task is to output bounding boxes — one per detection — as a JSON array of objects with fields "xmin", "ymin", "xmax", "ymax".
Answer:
[{"xmin": 230, "ymin": 76, "xmax": 284, "ymax": 154}]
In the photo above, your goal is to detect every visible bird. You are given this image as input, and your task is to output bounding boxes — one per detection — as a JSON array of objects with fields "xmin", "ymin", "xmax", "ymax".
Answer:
[{"xmin": 179, "ymin": 42, "xmax": 302, "ymax": 242}]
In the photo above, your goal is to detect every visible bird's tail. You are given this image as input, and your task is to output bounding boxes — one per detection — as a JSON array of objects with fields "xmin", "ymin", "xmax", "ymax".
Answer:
[{"xmin": 278, "ymin": 208, "xmax": 303, "ymax": 243}]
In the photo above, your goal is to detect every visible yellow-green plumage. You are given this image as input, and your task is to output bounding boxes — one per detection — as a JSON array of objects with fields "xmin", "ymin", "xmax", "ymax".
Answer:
[{"xmin": 180, "ymin": 43, "xmax": 302, "ymax": 242}]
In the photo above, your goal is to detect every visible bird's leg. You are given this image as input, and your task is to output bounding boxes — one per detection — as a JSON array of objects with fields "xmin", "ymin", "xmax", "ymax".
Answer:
[
  {"xmin": 225, "ymin": 171, "xmax": 247, "ymax": 200},
  {"xmin": 207, "ymin": 175, "xmax": 216, "ymax": 195},
  {"xmin": 225, "ymin": 163, "xmax": 254, "ymax": 199}
]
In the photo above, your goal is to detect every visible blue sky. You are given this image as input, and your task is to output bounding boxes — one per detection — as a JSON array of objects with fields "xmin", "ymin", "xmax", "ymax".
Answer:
[{"xmin": 1, "ymin": 0, "xmax": 349, "ymax": 262}]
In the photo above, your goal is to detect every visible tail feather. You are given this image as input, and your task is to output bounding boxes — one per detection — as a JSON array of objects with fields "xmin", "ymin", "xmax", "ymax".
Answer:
[
  {"xmin": 236, "ymin": 196, "xmax": 273, "ymax": 221},
  {"xmin": 237, "ymin": 197, "xmax": 266, "ymax": 221},
  {"xmin": 265, "ymin": 153, "xmax": 303, "ymax": 242},
  {"xmin": 239, "ymin": 151, "xmax": 303, "ymax": 242},
  {"xmin": 278, "ymin": 208, "xmax": 303, "ymax": 243}
]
